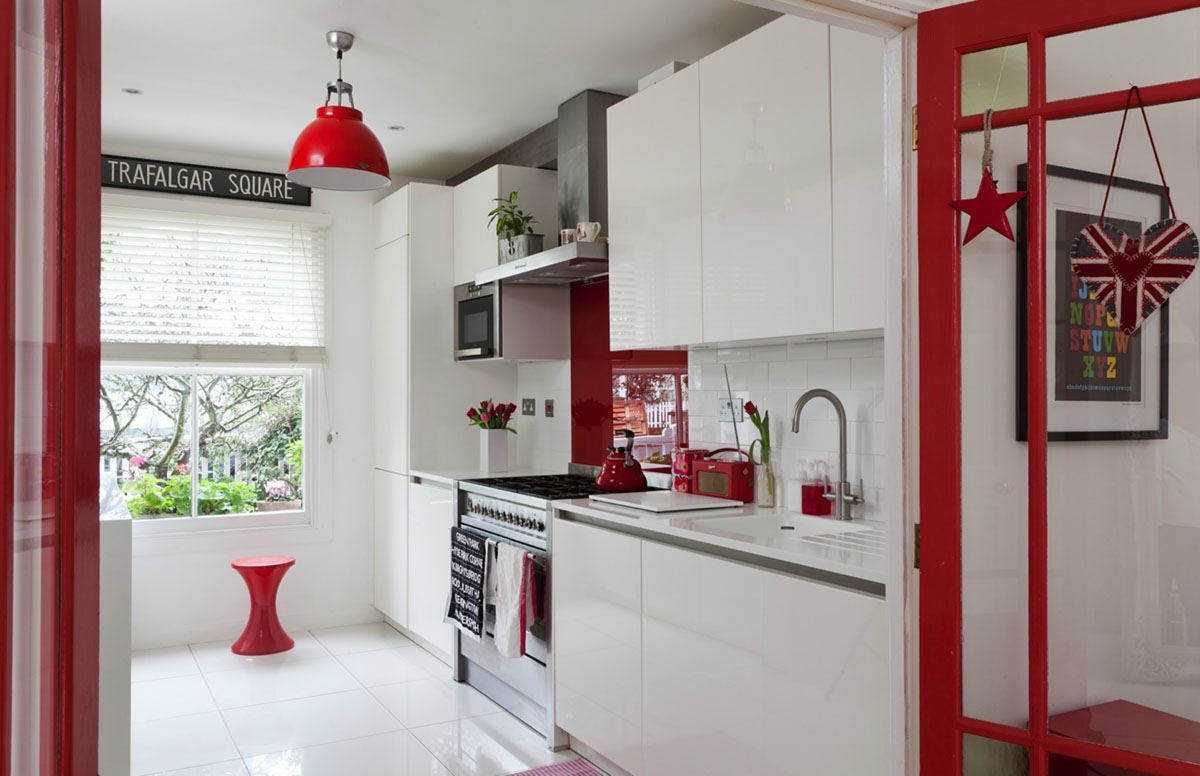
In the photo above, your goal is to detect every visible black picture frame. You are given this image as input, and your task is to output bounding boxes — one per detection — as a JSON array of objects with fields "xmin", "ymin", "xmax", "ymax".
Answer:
[{"xmin": 1015, "ymin": 163, "xmax": 1170, "ymax": 442}]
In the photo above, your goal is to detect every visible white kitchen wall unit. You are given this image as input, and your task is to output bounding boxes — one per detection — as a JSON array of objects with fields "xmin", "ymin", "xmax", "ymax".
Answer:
[
  {"xmin": 406, "ymin": 478, "xmax": 457, "ymax": 660},
  {"xmin": 607, "ymin": 64, "xmax": 702, "ymax": 350},
  {"xmin": 453, "ymin": 165, "xmax": 558, "ymax": 287},
  {"xmin": 554, "ymin": 519, "xmax": 643, "ymax": 775},
  {"xmin": 605, "ymin": 17, "xmax": 886, "ymax": 347},
  {"xmin": 373, "ymin": 469, "xmax": 409, "ymax": 627},
  {"xmin": 372, "ymin": 235, "xmax": 410, "ymax": 475},
  {"xmin": 830, "ymin": 26, "xmax": 886, "ymax": 332},
  {"xmin": 552, "ymin": 517, "xmax": 888, "ymax": 775},
  {"xmin": 700, "ymin": 16, "xmax": 833, "ymax": 343}
]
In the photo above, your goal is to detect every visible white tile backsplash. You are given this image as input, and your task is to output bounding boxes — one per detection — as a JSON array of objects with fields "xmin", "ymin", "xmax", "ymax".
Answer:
[
  {"xmin": 687, "ymin": 338, "xmax": 887, "ymax": 521},
  {"xmin": 516, "ymin": 360, "xmax": 572, "ymax": 472}
]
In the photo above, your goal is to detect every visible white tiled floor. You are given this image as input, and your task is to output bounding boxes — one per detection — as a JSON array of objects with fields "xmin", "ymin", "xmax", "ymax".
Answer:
[{"xmin": 130, "ymin": 622, "xmax": 582, "ymax": 776}]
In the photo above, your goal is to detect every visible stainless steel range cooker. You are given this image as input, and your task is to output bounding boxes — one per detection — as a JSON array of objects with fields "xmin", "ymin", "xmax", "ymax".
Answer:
[{"xmin": 452, "ymin": 472, "xmax": 634, "ymax": 749}]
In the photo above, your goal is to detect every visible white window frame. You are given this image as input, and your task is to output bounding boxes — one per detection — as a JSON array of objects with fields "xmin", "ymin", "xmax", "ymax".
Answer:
[{"xmin": 102, "ymin": 363, "xmax": 319, "ymax": 536}]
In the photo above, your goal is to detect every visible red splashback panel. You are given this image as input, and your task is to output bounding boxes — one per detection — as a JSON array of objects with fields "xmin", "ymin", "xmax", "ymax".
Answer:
[
  {"xmin": 570, "ymin": 281, "xmax": 613, "ymax": 465},
  {"xmin": 569, "ymin": 281, "xmax": 689, "ymax": 465}
]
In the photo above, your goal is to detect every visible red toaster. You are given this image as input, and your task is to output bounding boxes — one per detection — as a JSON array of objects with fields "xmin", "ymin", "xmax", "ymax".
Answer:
[{"xmin": 691, "ymin": 448, "xmax": 755, "ymax": 502}]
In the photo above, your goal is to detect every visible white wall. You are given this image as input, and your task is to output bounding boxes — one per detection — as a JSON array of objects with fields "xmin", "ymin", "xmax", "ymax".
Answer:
[
  {"xmin": 687, "ymin": 338, "xmax": 887, "ymax": 521},
  {"xmin": 515, "ymin": 360, "xmax": 573, "ymax": 471},
  {"xmin": 103, "ymin": 144, "xmax": 430, "ymax": 649}
]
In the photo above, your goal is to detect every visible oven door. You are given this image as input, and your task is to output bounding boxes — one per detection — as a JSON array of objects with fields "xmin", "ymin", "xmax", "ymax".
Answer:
[{"xmin": 454, "ymin": 282, "xmax": 499, "ymax": 360}]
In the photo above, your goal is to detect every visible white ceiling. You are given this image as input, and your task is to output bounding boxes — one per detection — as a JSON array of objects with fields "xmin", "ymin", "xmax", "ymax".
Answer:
[{"xmin": 102, "ymin": 0, "xmax": 778, "ymax": 180}]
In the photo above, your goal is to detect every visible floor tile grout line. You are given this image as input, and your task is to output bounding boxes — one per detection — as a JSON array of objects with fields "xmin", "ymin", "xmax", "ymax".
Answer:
[{"xmin": 189, "ymin": 642, "xmax": 253, "ymax": 771}]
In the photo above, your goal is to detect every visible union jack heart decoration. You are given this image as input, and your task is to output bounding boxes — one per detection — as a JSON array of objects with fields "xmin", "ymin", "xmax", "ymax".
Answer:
[
  {"xmin": 1069, "ymin": 220, "xmax": 1198, "ymax": 335},
  {"xmin": 1068, "ymin": 85, "xmax": 1199, "ymax": 335}
]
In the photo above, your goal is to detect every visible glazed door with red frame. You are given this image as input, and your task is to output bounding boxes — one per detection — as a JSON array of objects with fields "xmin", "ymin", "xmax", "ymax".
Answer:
[
  {"xmin": 919, "ymin": 2, "xmax": 1200, "ymax": 774},
  {"xmin": 3, "ymin": 0, "xmax": 99, "ymax": 773}
]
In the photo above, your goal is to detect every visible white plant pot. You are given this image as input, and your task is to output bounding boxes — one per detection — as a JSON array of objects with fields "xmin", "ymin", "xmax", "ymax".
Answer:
[{"xmin": 480, "ymin": 429, "xmax": 509, "ymax": 473}]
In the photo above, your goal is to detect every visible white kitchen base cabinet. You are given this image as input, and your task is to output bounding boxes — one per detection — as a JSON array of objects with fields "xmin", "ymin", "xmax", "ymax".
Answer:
[
  {"xmin": 373, "ymin": 469, "xmax": 409, "ymax": 627},
  {"xmin": 406, "ymin": 479, "xmax": 457, "ymax": 660},
  {"xmin": 553, "ymin": 519, "xmax": 643, "ymax": 775},
  {"xmin": 552, "ymin": 518, "xmax": 888, "ymax": 776},
  {"xmin": 642, "ymin": 541, "xmax": 888, "ymax": 776}
]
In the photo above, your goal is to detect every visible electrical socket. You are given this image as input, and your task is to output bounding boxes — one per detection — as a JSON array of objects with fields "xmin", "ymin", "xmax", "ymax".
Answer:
[
  {"xmin": 544, "ymin": 399, "xmax": 555, "ymax": 418},
  {"xmin": 719, "ymin": 398, "xmax": 744, "ymax": 422},
  {"xmin": 522, "ymin": 398, "xmax": 535, "ymax": 416}
]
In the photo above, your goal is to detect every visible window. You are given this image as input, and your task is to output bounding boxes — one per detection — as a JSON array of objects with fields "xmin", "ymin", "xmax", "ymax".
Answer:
[
  {"xmin": 611, "ymin": 367, "xmax": 689, "ymax": 462},
  {"xmin": 99, "ymin": 201, "xmax": 328, "ymax": 529}
]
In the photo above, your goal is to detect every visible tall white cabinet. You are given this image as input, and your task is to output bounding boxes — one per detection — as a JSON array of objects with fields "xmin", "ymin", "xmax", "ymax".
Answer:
[
  {"xmin": 607, "ymin": 16, "xmax": 887, "ymax": 348},
  {"xmin": 371, "ymin": 182, "xmax": 517, "ymax": 656}
]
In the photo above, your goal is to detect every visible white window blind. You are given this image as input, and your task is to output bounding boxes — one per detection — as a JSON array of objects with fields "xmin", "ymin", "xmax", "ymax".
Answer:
[{"xmin": 100, "ymin": 205, "xmax": 327, "ymax": 363}]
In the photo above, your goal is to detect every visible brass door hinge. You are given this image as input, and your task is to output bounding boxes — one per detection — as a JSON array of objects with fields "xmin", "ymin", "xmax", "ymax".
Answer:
[
  {"xmin": 913, "ymin": 523, "xmax": 921, "ymax": 569},
  {"xmin": 911, "ymin": 105, "xmax": 918, "ymax": 151}
]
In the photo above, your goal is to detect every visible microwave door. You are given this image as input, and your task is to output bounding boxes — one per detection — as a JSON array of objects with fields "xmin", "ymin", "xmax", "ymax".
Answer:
[{"xmin": 457, "ymin": 294, "xmax": 496, "ymax": 360}]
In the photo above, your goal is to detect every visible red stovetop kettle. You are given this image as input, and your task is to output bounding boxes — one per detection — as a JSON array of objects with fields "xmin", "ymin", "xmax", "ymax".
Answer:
[{"xmin": 596, "ymin": 429, "xmax": 648, "ymax": 492}]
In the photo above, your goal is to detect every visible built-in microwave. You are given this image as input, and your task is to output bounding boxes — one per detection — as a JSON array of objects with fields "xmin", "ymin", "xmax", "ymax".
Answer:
[
  {"xmin": 453, "ymin": 281, "xmax": 571, "ymax": 362},
  {"xmin": 454, "ymin": 282, "xmax": 500, "ymax": 361}
]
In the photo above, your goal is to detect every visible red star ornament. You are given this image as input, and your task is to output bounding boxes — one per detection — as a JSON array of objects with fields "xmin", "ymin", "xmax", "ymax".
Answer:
[{"xmin": 951, "ymin": 171, "xmax": 1027, "ymax": 245}]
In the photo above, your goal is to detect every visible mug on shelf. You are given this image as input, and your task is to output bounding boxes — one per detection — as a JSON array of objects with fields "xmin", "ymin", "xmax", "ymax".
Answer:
[
  {"xmin": 576, "ymin": 221, "xmax": 602, "ymax": 242},
  {"xmin": 559, "ymin": 229, "xmax": 576, "ymax": 246}
]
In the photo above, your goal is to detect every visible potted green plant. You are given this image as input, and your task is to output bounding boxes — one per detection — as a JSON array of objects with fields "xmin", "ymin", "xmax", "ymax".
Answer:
[{"xmin": 487, "ymin": 190, "xmax": 543, "ymax": 263}]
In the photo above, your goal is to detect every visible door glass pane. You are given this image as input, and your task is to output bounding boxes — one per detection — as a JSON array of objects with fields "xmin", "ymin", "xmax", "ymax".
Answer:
[
  {"xmin": 1046, "ymin": 101, "xmax": 1200, "ymax": 765},
  {"xmin": 11, "ymin": 0, "xmax": 54, "ymax": 770},
  {"xmin": 961, "ymin": 43, "xmax": 1029, "ymax": 117},
  {"xmin": 961, "ymin": 124, "xmax": 1030, "ymax": 727},
  {"xmin": 1047, "ymin": 9, "xmax": 1200, "ymax": 103},
  {"xmin": 963, "ymin": 734, "xmax": 1030, "ymax": 776}
]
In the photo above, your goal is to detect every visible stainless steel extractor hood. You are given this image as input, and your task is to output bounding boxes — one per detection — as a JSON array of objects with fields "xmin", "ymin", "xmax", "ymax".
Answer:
[{"xmin": 473, "ymin": 241, "xmax": 608, "ymax": 286}]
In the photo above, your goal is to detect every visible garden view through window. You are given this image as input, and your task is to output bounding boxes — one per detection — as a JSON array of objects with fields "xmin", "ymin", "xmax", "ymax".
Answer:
[
  {"xmin": 611, "ymin": 367, "xmax": 688, "ymax": 463},
  {"xmin": 101, "ymin": 371, "xmax": 306, "ymax": 518}
]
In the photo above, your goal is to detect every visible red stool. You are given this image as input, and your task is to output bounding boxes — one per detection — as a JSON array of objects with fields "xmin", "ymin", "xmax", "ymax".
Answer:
[{"xmin": 231, "ymin": 556, "xmax": 295, "ymax": 655}]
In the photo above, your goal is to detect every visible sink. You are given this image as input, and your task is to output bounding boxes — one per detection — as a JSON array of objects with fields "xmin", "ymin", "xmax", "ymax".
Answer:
[{"xmin": 688, "ymin": 514, "xmax": 871, "ymax": 542}]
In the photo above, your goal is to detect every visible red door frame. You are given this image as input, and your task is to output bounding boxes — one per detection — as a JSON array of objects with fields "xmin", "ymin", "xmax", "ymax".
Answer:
[
  {"xmin": 918, "ymin": 2, "xmax": 1200, "ymax": 774},
  {"xmin": 2, "ymin": 0, "xmax": 99, "ymax": 772}
]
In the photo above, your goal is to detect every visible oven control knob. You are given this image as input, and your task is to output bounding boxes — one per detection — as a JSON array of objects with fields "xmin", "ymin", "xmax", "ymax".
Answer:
[{"xmin": 535, "ymin": 520, "xmax": 545, "ymax": 532}]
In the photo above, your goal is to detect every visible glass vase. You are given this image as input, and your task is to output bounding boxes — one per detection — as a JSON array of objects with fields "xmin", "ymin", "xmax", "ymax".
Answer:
[{"xmin": 755, "ymin": 458, "xmax": 777, "ymax": 508}]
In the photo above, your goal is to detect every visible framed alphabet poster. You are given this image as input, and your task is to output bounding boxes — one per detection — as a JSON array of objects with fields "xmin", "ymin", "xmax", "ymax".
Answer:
[{"xmin": 1016, "ymin": 164, "xmax": 1169, "ymax": 441}]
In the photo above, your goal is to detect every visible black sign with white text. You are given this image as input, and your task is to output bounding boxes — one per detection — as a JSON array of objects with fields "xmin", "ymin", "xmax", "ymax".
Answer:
[
  {"xmin": 101, "ymin": 155, "xmax": 312, "ymax": 206},
  {"xmin": 445, "ymin": 527, "xmax": 487, "ymax": 642}
]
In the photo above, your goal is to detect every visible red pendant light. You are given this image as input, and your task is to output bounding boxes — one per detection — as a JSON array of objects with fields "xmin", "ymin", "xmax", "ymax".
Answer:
[{"xmin": 287, "ymin": 31, "xmax": 391, "ymax": 192}]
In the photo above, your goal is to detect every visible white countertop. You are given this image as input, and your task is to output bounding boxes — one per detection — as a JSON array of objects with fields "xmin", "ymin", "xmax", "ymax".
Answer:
[
  {"xmin": 408, "ymin": 467, "xmax": 561, "ymax": 487},
  {"xmin": 553, "ymin": 498, "xmax": 887, "ymax": 588}
]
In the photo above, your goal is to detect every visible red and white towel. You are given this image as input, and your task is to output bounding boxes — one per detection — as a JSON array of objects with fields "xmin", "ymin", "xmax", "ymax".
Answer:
[{"xmin": 492, "ymin": 542, "xmax": 531, "ymax": 658}]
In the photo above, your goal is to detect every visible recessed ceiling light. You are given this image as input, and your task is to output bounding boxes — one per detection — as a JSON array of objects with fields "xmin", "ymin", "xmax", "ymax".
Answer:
[
  {"xmin": 121, "ymin": 87, "xmax": 143, "ymax": 95},
  {"xmin": 387, "ymin": 124, "xmax": 405, "ymax": 131}
]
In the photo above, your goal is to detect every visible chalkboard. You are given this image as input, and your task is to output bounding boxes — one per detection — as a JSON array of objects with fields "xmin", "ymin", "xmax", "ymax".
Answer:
[{"xmin": 446, "ymin": 527, "xmax": 488, "ymax": 641}]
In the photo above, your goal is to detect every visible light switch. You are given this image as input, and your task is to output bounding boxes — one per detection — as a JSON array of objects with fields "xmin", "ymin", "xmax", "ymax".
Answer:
[
  {"xmin": 522, "ymin": 398, "xmax": 535, "ymax": 416},
  {"xmin": 544, "ymin": 399, "xmax": 554, "ymax": 418}
]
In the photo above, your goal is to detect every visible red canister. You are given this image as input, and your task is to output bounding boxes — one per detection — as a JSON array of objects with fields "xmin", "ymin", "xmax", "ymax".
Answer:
[{"xmin": 671, "ymin": 447, "xmax": 706, "ymax": 493}]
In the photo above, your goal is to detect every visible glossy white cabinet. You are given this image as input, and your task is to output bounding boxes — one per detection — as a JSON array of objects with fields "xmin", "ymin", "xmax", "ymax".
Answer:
[
  {"xmin": 641, "ymin": 541, "xmax": 888, "ymax": 775},
  {"xmin": 607, "ymin": 64, "xmax": 703, "ymax": 350},
  {"xmin": 830, "ymin": 26, "xmax": 886, "ymax": 332},
  {"xmin": 406, "ymin": 479, "xmax": 456, "ymax": 661},
  {"xmin": 374, "ymin": 184, "xmax": 409, "ymax": 249},
  {"xmin": 373, "ymin": 470, "xmax": 408, "ymax": 627},
  {"xmin": 700, "ymin": 16, "xmax": 833, "ymax": 342},
  {"xmin": 553, "ymin": 518, "xmax": 643, "ymax": 774},
  {"xmin": 551, "ymin": 518, "xmax": 889, "ymax": 776},
  {"xmin": 453, "ymin": 164, "xmax": 557, "ymax": 287},
  {"xmin": 371, "ymin": 236, "xmax": 409, "ymax": 475}
]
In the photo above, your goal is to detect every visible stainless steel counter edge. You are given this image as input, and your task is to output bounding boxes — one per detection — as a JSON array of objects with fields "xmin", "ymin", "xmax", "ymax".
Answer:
[{"xmin": 552, "ymin": 503, "xmax": 887, "ymax": 599}]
